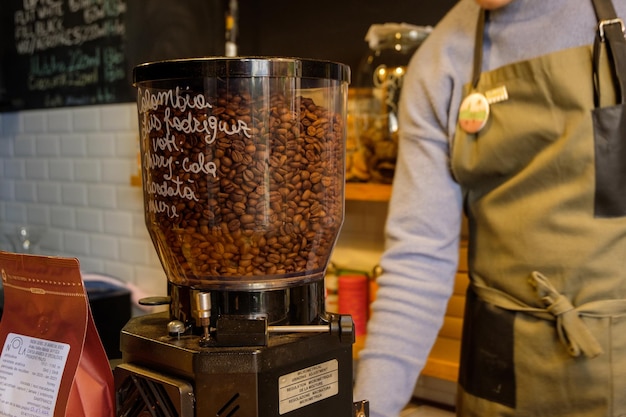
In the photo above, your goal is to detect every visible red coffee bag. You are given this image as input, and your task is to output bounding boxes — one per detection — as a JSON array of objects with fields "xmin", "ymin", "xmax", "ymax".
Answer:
[{"xmin": 0, "ymin": 252, "xmax": 114, "ymax": 417}]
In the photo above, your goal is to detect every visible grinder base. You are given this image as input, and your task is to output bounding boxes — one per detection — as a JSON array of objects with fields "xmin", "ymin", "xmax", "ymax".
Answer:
[{"xmin": 114, "ymin": 312, "xmax": 366, "ymax": 417}]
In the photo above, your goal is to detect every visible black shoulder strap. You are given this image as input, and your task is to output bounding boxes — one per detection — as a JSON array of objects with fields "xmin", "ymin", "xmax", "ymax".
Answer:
[
  {"xmin": 471, "ymin": 9, "xmax": 488, "ymax": 90},
  {"xmin": 591, "ymin": 0, "xmax": 626, "ymax": 105}
]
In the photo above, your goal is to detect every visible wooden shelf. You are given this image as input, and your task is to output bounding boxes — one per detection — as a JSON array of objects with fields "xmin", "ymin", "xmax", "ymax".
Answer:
[
  {"xmin": 345, "ymin": 182, "xmax": 392, "ymax": 202},
  {"xmin": 421, "ymin": 337, "xmax": 462, "ymax": 382},
  {"xmin": 130, "ymin": 174, "xmax": 141, "ymax": 187},
  {"xmin": 353, "ymin": 334, "xmax": 460, "ymax": 382}
]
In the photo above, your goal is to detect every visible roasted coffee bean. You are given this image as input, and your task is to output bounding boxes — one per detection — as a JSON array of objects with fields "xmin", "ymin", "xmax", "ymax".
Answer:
[{"xmin": 140, "ymin": 87, "xmax": 344, "ymax": 286}]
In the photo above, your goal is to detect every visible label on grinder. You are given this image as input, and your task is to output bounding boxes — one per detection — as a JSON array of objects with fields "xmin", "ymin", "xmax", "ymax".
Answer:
[{"xmin": 278, "ymin": 359, "xmax": 339, "ymax": 414}]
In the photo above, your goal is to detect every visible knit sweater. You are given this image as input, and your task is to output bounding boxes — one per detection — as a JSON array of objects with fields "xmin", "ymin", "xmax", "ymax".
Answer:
[{"xmin": 352, "ymin": 0, "xmax": 626, "ymax": 416}]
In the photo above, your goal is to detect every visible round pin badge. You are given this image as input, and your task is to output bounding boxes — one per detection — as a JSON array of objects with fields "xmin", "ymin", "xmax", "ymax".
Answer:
[{"xmin": 458, "ymin": 92, "xmax": 490, "ymax": 134}]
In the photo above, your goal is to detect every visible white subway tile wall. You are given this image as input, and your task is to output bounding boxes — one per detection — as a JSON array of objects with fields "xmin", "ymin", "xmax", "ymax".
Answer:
[
  {"xmin": 0, "ymin": 103, "xmax": 167, "ymax": 297},
  {"xmin": 0, "ymin": 104, "xmax": 388, "ymax": 299}
]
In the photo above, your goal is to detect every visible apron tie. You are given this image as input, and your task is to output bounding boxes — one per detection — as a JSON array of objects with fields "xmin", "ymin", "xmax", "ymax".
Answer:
[
  {"xmin": 529, "ymin": 271, "xmax": 604, "ymax": 358},
  {"xmin": 472, "ymin": 272, "xmax": 608, "ymax": 359}
]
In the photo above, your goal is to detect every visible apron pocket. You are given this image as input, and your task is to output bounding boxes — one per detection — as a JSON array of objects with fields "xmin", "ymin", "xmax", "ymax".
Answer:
[
  {"xmin": 592, "ymin": 103, "xmax": 626, "ymax": 217},
  {"xmin": 459, "ymin": 286, "xmax": 516, "ymax": 408}
]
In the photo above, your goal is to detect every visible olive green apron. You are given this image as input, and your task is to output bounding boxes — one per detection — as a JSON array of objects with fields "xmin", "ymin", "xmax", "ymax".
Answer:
[{"xmin": 451, "ymin": 4, "xmax": 626, "ymax": 416}]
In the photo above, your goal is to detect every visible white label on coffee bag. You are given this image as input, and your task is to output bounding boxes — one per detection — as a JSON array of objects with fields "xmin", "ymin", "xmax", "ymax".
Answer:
[
  {"xmin": 0, "ymin": 333, "xmax": 70, "ymax": 417},
  {"xmin": 278, "ymin": 359, "xmax": 339, "ymax": 415}
]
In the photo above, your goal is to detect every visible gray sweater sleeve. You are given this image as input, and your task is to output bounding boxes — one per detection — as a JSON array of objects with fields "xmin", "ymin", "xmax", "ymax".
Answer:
[
  {"xmin": 353, "ymin": 3, "xmax": 473, "ymax": 415},
  {"xmin": 353, "ymin": 0, "xmax": 613, "ymax": 416}
]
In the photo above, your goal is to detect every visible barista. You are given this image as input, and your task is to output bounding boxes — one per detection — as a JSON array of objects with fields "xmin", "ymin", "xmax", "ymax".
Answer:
[{"xmin": 354, "ymin": 0, "xmax": 626, "ymax": 416}]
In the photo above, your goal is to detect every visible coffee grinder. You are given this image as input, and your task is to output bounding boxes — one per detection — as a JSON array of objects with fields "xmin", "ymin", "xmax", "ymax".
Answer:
[{"xmin": 113, "ymin": 57, "xmax": 368, "ymax": 417}]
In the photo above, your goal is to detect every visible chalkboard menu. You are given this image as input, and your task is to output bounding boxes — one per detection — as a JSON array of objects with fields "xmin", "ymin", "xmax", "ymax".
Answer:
[
  {"xmin": 0, "ymin": 0, "xmax": 225, "ymax": 111},
  {"xmin": 0, "ymin": 0, "xmax": 131, "ymax": 110}
]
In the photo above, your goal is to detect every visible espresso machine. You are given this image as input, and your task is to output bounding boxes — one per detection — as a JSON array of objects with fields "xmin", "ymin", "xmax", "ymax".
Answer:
[{"xmin": 113, "ymin": 57, "xmax": 368, "ymax": 417}]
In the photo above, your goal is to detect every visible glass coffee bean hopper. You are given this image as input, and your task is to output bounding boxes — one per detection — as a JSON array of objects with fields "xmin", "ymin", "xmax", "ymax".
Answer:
[
  {"xmin": 113, "ymin": 57, "xmax": 368, "ymax": 417},
  {"xmin": 348, "ymin": 23, "xmax": 431, "ymax": 183}
]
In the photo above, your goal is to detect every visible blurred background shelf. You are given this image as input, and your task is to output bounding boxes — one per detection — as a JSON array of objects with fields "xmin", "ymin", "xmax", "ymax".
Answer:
[{"xmin": 345, "ymin": 182, "xmax": 392, "ymax": 202}]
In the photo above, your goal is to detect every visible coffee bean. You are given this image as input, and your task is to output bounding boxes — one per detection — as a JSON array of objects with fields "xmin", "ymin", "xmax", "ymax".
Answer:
[{"xmin": 140, "ymin": 87, "xmax": 344, "ymax": 287}]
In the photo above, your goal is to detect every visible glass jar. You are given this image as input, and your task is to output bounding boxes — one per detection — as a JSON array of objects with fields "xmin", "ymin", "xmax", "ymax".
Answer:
[
  {"xmin": 133, "ymin": 58, "xmax": 350, "ymax": 291},
  {"xmin": 348, "ymin": 23, "xmax": 431, "ymax": 183}
]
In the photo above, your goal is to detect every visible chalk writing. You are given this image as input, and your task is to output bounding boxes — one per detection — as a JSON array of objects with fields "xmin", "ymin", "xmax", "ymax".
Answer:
[
  {"xmin": 139, "ymin": 87, "xmax": 252, "ymax": 218},
  {"xmin": 145, "ymin": 176, "xmax": 199, "ymax": 202},
  {"xmin": 138, "ymin": 87, "xmax": 213, "ymax": 114},
  {"xmin": 6, "ymin": 0, "xmax": 130, "ymax": 109},
  {"xmin": 182, "ymin": 154, "xmax": 217, "ymax": 177},
  {"xmin": 163, "ymin": 107, "xmax": 252, "ymax": 145}
]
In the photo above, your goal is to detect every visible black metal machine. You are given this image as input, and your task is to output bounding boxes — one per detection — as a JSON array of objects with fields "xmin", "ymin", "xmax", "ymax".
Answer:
[{"xmin": 113, "ymin": 57, "xmax": 368, "ymax": 417}]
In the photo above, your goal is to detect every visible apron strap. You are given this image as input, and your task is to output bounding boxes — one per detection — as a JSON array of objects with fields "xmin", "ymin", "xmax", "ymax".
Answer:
[
  {"xmin": 471, "ymin": 9, "xmax": 488, "ymax": 89},
  {"xmin": 591, "ymin": 0, "xmax": 626, "ymax": 105}
]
